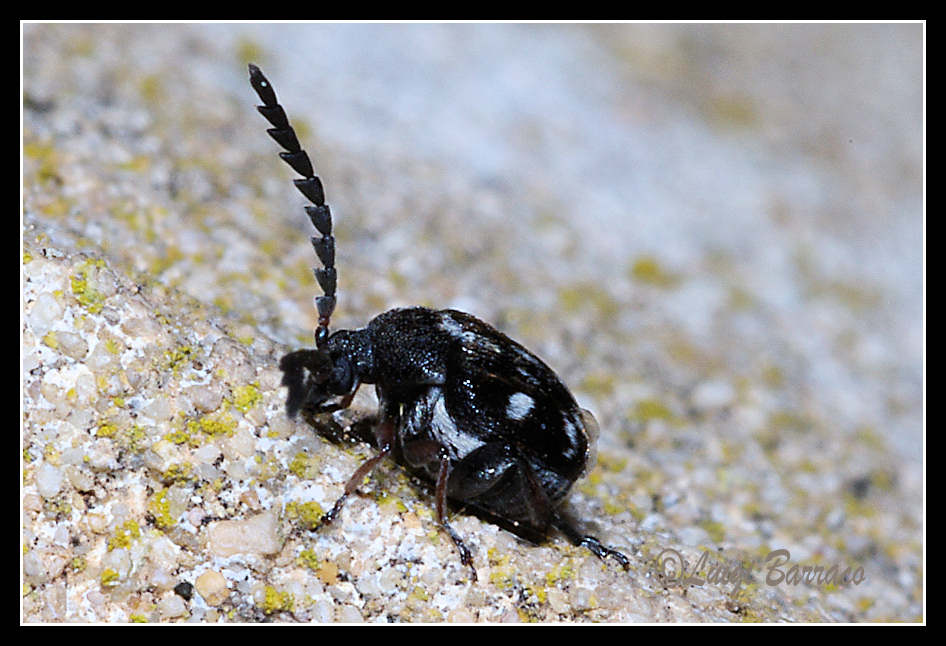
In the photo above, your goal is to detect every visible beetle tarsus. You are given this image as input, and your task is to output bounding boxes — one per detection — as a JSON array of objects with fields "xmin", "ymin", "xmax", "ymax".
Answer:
[
  {"xmin": 436, "ymin": 456, "xmax": 478, "ymax": 582},
  {"xmin": 552, "ymin": 512, "xmax": 631, "ymax": 571}
]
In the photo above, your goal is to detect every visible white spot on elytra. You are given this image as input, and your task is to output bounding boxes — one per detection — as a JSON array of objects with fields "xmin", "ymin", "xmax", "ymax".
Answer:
[
  {"xmin": 429, "ymin": 388, "xmax": 483, "ymax": 459},
  {"xmin": 439, "ymin": 312, "xmax": 502, "ymax": 352},
  {"xmin": 506, "ymin": 392, "xmax": 534, "ymax": 421},
  {"xmin": 439, "ymin": 313, "xmax": 464, "ymax": 337}
]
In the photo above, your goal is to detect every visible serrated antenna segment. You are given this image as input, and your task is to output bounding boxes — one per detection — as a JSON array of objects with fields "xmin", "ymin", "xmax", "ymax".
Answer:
[{"xmin": 249, "ymin": 64, "xmax": 336, "ymax": 346}]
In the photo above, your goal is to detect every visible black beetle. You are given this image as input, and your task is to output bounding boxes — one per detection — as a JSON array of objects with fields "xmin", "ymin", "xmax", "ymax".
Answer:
[{"xmin": 249, "ymin": 64, "xmax": 629, "ymax": 581}]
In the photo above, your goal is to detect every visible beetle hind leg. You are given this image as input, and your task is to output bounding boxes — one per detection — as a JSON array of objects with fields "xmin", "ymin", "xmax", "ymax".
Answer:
[
  {"xmin": 436, "ymin": 456, "xmax": 477, "ymax": 582},
  {"xmin": 446, "ymin": 442, "xmax": 631, "ymax": 571},
  {"xmin": 552, "ymin": 512, "xmax": 631, "ymax": 570}
]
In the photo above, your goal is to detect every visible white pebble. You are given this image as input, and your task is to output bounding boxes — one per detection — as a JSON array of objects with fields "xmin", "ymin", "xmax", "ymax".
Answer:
[
  {"xmin": 35, "ymin": 462, "xmax": 65, "ymax": 498},
  {"xmin": 56, "ymin": 331, "xmax": 88, "ymax": 360},
  {"xmin": 335, "ymin": 604, "xmax": 364, "ymax": 623},
  {"xmin": 207, "ymin": 509, "xmax": 282, "ymax": 557},
  {"xmin": 143, "ymin": 397, "xmax": 172, "ymax": 421},
  {"xmin": 186, "ymin": 385, "xmax": 223, "ymax": 413},
  {"xmin": 23, "ymin": 552, "xmax": 46, "ymax": 581},
  {"xmin": 157, "ymin": 594, "xmax": 188, "ymax": 619},
  {"xmin": 149, "ymin": 535, "xmax": 181, "ymax": 569},
  {"xmin": 28, "ymin": 292, "xmax": 63, "ymax": 337}
]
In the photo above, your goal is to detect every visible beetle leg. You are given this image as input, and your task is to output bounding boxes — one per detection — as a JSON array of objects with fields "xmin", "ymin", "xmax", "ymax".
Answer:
[
  {"xmin": 551, "ymin": 512, "xmax": 630, "ymax": 570},
  {"xmin": 435, "ymin": 456, "xmax": 478, "ymax": 582},
  {"xmin": 399, "ymin": 439, "xmax": 442, "ymax": 467},
  {"xmin": 318, "ymin": 413, "xmax": 395, "ymax": 528},
  {"xmin": 447, "ymin": 443, "xmax": 630, "ymax": 570},
  {"xmin": 312, "ymin": 377, "xmax": 361, "ymax": 414}
]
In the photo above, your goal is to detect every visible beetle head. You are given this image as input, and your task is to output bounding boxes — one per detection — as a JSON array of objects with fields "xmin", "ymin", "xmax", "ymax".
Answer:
[
  {"xmin": 279, "ymin": 328, "xmax": 372, "ymax": 417},
  {"xmin": 279, "ymin": 348, "xmax": 354, "ymax": 418}
]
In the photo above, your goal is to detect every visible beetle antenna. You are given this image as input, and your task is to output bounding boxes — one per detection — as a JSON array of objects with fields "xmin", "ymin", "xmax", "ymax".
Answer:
[{"xmin": 249, "ymin": 63, "xmax": 336, "ymax": 348}]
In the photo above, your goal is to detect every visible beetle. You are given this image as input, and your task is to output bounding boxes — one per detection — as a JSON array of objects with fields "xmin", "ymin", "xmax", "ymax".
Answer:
[{"xmin": 249, "ymin": 64, "xmax": 629, "ymax": 581}]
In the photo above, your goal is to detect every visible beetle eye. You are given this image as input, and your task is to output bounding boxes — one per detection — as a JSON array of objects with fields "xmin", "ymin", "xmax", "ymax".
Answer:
[
  {"xmin": 330, "ymin": 356, "xmax": 353, "ymax": 393},
  {"xmin": 307, "ymin": 349, "xmax": 334, "ymax": 384}
]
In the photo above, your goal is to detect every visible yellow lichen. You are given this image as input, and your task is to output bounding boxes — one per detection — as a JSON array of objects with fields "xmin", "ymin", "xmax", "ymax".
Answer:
[
  {"xmin": 148, "ymin": 488, "xmax": 175, "ymax": 529},
  {"xmin": 768, "ymin": 410, "xmax": 811, "ymax": 434},
  {"xmin": 115, "ymin": 155, "xmax": 151, "ymax": 173},
  {"xmin": 260, "ymin": 585, "xmax": 294, "ymax": 614},
  {"xmin": 296, "ymin": 549, "xmax": 321, "ymax": 571},
  {"xmin": 409, "ymin": 585, "xmax": 429, "ymax": 602},
  {"xmin": 43, "ymin": 444, "xmax": 61, "ymax": 466},
  {"xmin": 630, "ymin": 398, "xmax": 676, "ymax": 424},
  {"xmin": 545, "ymin": 560, "xmax": 575, "ymax": 586},
  {"xmin": 377, "ymin": 492, "xmax": 408, "ymax": 513},
  {"xmin": 161, "ymin": 463, "xmax": 194, "ymax": 484},
  {"xmin": 596, "ymin": 452, "xmax": 627, "ymax": 473},
  {"xmin": 108, "ymin": 519, "xmax": 142, "ymax": 551},
  {"xmin": 231, "ymin": 383, "xmax": 262, "ymax": 413},
  {"xmin": 558, "ymin": 283, "xmax": 620, "ymax": 318},
  {"xmin": 285, "ymin": 501, "xmax": 325, "ymax": 530},
  {"xmin": 235, "ymin": 37, "xmax": 264, "ymax": 66},
  {"xmin": 579, "ymin": 373, "xmax": 616, "ymax": 397},
  {"xmin": 629, "ymin": 255, "xmax": 680, "ymax": 288},
  {"xmin": 25, "ymin": 140, "xmax": 61, "ymax": 185},
  {"xmin": 100, "ymin": 568, "xmax": 120, "ymax": 587},
  {"xmin": 104, "ymin": 338, "xmax": 122, "ymax": 355},
  {"xmin": 603, "ymin": 498, "xmax": 626, "ymax": 516},
  {"xmin": 138, "ymin": 73, "xmax": 164, "ymax": 102},
  {"xmin": 487, "ymin": 548, "xmax": 515, "ymax": 589},
  {"xmin": 100, "ymin": 423, "xmax": 146, "ymax": 453},
  {"xmin": 525, "ymin": 584, "xmax": 547, "ymax": 604},
  {"xmin": 163, "ymin": 427, "xmax": 192, "ymax": 446},
  {"xmin": 164, "ymin": 345, "xmax": 195, "ymax": 375},
  {"xmin": 188, "ymin": 411, "xmax": 237, "ymax": 438},
  {"xmin": 288, "ymin": 452, "xmax": 317, "ymax": 479},
  {"xmin": 70, "ymin": 259, "xmax": 107, "ymax": 314},
  {"xmin": 96, "ymin": 421, "xmax": 118, "ymax": 438},
  {"xmin": 699, "ymin": 519, "xmax": 726, "ymax": 544}
]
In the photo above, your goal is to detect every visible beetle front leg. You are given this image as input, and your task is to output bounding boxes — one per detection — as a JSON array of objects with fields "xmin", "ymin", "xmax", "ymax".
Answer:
[
  {"xmin": 317, "ymin": 411, "xmax": 395, "ymax": 528},
  {"xmin": 311, "ymin": 377, "xmax": 361, "ymax": 415}
]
